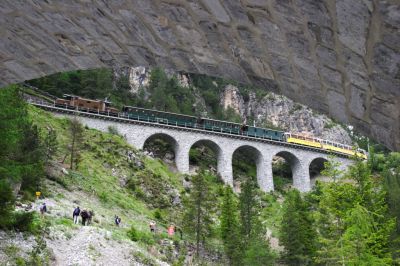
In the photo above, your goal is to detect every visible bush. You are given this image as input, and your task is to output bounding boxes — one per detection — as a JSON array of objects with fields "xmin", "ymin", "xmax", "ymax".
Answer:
[
  {"xmin": 0, "ymin": 180, "xmax": 15, "ymax": 228},
  {"xmin": 126, "ymin": 177, "xmax": 136, "ymax": 191},
  {"xmin": 98, "ymin": 191, "xmax": 109, "ymax": 203},
  {"xmin": 139, "ymin": 231, "xmax": 156, "ymax": 245},
  {"xmin": 107, "ymin": 126, "xmax": 119, "ymax": 136},
  {"xmin": 13, "ymin": 212, "xmax": 40, "ymax": 233},
  {"xmin": 273, "ymin": 176, "xmax": 291, "ymax": 192},
  {"xmin": 127, "ymin": 225, "xmax": 139, "ymax": 241},
  {"xmin": 154, "ymin": 209, "xmax": 162, "ymax": 221},
  {"xmin": 127, "ymin": 225, "xmax": 155, "ymax": 245},
  {"xmin": 1, "ymin": 211, "xmax": 43, "ymax": 234}
]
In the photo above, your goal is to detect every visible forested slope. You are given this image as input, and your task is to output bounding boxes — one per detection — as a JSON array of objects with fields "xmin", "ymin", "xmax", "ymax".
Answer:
[{"xmin": 0, "ymin": 81, "xmax": 399, "ymax": 265}]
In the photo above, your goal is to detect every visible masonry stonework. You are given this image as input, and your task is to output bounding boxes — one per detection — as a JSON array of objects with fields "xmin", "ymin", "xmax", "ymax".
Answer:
[{"xmin": 54, "ymin": 112, "xmax": 352, "ymax": 192}]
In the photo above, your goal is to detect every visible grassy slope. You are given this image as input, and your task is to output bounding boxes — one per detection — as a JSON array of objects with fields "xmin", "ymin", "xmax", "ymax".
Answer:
[
  {"xmin": 29, "ymin": 105, "xmax": 189, "ymax": 264},
  {"xmin": 26, "ymin": 105, "xmax": 284, "ymax": 264}
]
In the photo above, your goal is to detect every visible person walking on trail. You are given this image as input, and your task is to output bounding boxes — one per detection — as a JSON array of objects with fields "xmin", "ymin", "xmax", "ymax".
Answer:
[
  {"xmin": 39, "ymin": 203, "xmax": 47, "ymax": 216},
  {"xmin": 168, "ymin": 224, "xmax": 175, "ymax": 237},
  {"xmin": 115, "ymin": 215, "xmax": 121, "ymax": 227},
  {"xmin": 73, "ymin": 206, "xmax": 81, "ymax": 224},
  {"xmin": 149, "ymin": 221, "xmax": 156, "ymax": 233}
]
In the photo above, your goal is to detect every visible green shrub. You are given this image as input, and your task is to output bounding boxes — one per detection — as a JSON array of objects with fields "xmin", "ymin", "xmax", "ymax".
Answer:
[
  {"xmin": 132, "ymin": 251, "xmax": 157, "ymax": 266},
  {"xmin": 134, "ymin": 187, "xmax": 145, "ymax": 199},
  {"xmin": 14, "ymin": 211, "xmax": 33, "ymax": 229},
  {"xmin": 0, "ymin": 180, "xmax": 15, "ymax": 228},
  {"xmin": 127, "ymin": 225, "xmax": 155, "ymax": 245},
  {"xmin": 127, "ymin": 225, "xmax": 139, "ymax": 241},
  {"xmin": 273, "ymin": 176, "xmax": 291, "ymax": 192},
  {"xmin": 324, "ymin": 121, "xmax": 336, "ymax": 129},
  {"xmin": 126, "ymin": 177, "xmax": 136, "ymax": 191},
  {"xmin": 1, "ymin": 211, "xmax": 43, "ymax": 234},
  {"xmin": 55, "ymin": 217, "xmax": 74, "ymax": 227},
  {"xmin": 98, "ymin": 191, "xmax": 109, "ymax": 203},
  {"xmin": 139, "ymin": 231, "xmax": 156, "ymax": 245},
  {"xmin": 154, "ymin": 209, "xmax": 162, "ymax": 221},
  {"xmin": 107, "ymin": 126, "xmax": 120, "ymax": 136}
]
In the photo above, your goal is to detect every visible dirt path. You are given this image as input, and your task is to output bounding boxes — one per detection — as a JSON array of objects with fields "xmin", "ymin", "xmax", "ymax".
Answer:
[{"xmin": 47, "ymin": 225, "xmax": 138, "ymax": 266}]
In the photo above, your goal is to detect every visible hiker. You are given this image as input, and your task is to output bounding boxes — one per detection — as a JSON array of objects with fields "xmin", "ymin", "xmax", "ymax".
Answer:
[
  {"xmin": 115, "ymin": 215, "xmax": 121, "ymax": 226},
  {"xmin": 168, "ymin": 224, "xmax": 175, "ymax": 237},
  {"xmin": 39, "ymin": 203, "xmax": 47, "ymax": 216},
  {"xmin": 149, "ymin": 221, "xmax": 156, "ymax": 233},
  {"xmin": 73, "ymin": 206, "xmax": 81, "ymax": 224},
  {"xmin": 80, "ymin": 210, "xmax": 93, "ymax": 226}
]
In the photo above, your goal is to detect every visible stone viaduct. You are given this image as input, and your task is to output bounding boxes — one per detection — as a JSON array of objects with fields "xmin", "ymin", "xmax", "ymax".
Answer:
[
  {"xmin": 36, "ymin": 103, "xmax": 352, "ymax": 192},
  {"xmin": 1, "ymin": 0, "xmax": 399, "ymax": 151}
]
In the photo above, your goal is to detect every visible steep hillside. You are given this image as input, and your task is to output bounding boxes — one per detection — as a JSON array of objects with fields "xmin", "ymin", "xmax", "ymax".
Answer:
[
  {"xmin": 0, "ymin": 105, "xmax": 227, "ymax": 265},
  {"xmin": 1, "ymin": 86, "xmax": 400, "ymax": 265}
]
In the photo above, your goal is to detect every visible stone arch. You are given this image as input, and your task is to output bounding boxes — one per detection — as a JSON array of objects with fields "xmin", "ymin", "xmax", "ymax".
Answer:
[
  {"xmin": 232, "ymin": 145, "xmax": 264, "ymax": 192},
  {"xmin": 273, "ymin": 150, "xmax": 305, "ymax": 191},
  {"xmin": 142, "ymin": 132, "xmax": 178, "ymax": 164},
  {"xmin": 309, "ymin": 157, "xmax": 328, "ymax": 187},
  {"xmin": 188, "ymin": 139, "xmax": 222, "ymax": 174}
]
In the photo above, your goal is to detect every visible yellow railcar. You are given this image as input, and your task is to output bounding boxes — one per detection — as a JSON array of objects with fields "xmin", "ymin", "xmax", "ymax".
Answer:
[
  {"xmin": 284, "ymin": 133, "xmax": 368, "ymax": 160},
  {"xmin": 286, "ymin": 135, "xmax": 322, "ymax": 148}
]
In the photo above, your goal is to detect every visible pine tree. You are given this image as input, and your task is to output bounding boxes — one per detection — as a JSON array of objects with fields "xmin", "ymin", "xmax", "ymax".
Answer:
[
  {"xmin": 68, "ymin": 117, "xmax": 84, "ymax": 170},
  {"xmin": 19, "ymin": 123, "xmax": 45, "ymax": 193},
  {"xmin": 243, "ymin": 235, "xmax": 275, "ymax": 266},
  {"xmin": 239, "ymin": 179, "xmax": 275, "ymax": 265},
  {"xmin": 315, "ymin": 158, "xmax": 395, "ymax": 264},
  {"xmin": 239, "ymin": 179, "xmax": 257, "ymax": 244},
  {"xmin": 220, "ymin": 186, "xmax": 241, "ymax": 265},
  {"xmin": 321, "ymin": 156, "xmax": 344, "ymax": 182},
  {"xmin": 280, "ymin": 189, "xmax": 317, "ymax": 265},
  {"xmin": 0, "ymin": 85, "xmax": 45, "ymax": 199},
  {"xmin": 44, "ymin": 128, "xmax": 58, "ymax": 165},
  {"xmin": 338, "ymin": 204, "xmax": 393, "ymax": 265},
  {"xmin": 383, "ymin": 152, "xmax": 400, "ymax": 259},
  {"xmin": 182, "ymin": 171, "xmax": 214, "ymax": 257}
]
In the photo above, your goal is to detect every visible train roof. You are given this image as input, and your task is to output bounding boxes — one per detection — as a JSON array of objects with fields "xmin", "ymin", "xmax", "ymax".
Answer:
[
  {"xmin": 62, "ymin": 94, "xmax": 112, "ymax": 104},
  {"xmin": 123, "ymin": 105, "xmax": 285, "ymax": 133},
  {"xmin": 285, "ymin": 132, "xmax": 366, "ymax": 152},
  {"xmin": 123, "ymin": 105, "xmax": 198, "ymax": 119}
]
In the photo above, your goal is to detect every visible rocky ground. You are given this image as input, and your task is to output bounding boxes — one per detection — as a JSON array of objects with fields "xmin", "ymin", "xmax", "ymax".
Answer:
[{"xmin": 0, "ymin": 181, "xmax": 170, "ymax": 266}]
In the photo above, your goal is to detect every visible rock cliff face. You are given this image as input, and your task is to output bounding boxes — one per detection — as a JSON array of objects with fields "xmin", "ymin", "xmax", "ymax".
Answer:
[
  {"xmin": 0, "ymin": 0, "xmax": 399, "ymax": 150},
  {"xmin": 122, "ymin": 66, "xmax": 353, "ymax": 145},
  {"xmin": 220, "ymin": 84, "xmax": 353, "ymax": 145}
]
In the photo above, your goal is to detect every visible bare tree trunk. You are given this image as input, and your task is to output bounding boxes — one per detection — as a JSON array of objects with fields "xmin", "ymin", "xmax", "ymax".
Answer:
[
  {"xmin": 70, "ymin": 134, "xmax": 75, "ymax": 170},
  {"xmin": 61, "ymin": 153, "xmax": 68, "ymax": 164}
]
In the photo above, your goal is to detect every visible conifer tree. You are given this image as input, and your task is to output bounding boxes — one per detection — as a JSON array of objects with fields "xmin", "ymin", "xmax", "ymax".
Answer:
[
  {"xmin": 68, "ymin": 117, "xmax": 84, "ymax": 170},
  {"xmin": 19, "ymin": 123, "xmax": 45, "ymax": 193},
  {"xmin": 383, "ymin": 152, "xmax": 400, "ymax": 259},
  {"xmin": 0, "ymin": 85, "xmax": 44, "ymax": 201},
  {"xmin": 239, "ymin": 178, "xmax": 257, "ymax": 244},
  {"xmin": 220, "ymin": 185, "xmax": 241, "ymax": 265},
  {"xmin": 183, "ymin": 171, "xmax": 214, "ymax": 257},
  {"xmin": 239, "ymin": 179, "xmax": 275, "ymax": 265},
  {"xmin": 280, "ymin": 189, "xmax": 316, "ymax": 265},
  {"xmin": 315, "ymin": 158, "xmax": 395, "ymax": 264},
  {"xmin": 43, "ymin": 128, "xmax": 58, "ymax": 165}
]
